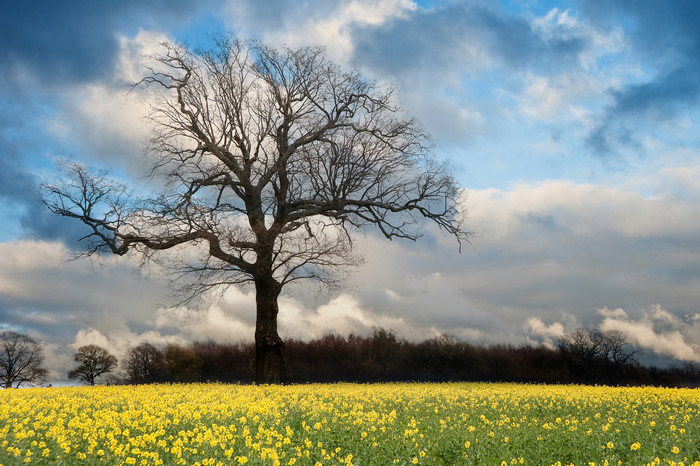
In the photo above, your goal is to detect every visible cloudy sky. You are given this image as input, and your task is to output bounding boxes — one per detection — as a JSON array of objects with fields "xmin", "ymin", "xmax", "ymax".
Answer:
[{"xmin": 2, "ymin": 0, "xmax": 700, "ymax": 382}]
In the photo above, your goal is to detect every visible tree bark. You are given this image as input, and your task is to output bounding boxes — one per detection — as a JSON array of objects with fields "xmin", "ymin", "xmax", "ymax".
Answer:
[{"xmin": 254, "ymin": 277, "xmax": 284, "ymax": 384}]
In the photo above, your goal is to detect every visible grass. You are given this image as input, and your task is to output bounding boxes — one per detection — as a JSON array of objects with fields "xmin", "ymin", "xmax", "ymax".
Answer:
[{"xmin": 0, "ymin": 382, "xmax": 698, "ymax": 465}]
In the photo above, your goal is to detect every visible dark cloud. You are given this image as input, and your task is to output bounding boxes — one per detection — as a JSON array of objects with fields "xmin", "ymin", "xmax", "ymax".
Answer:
[
  {"xmin": 585, "ymin": 123, "xmax": 643, "ymax": 159},
  {"xmin": 0, "ymin": 151, "xmax": 35, "ymax": 202},
  {"xmin": 0, "ymin": 100, "xmax": 51, "ymax": 239},
  {"xmin": 228, "ymin": 0, "xmax": 298, "ymax": 33},
  {"xmin": 1, "ymin": 3, "xmax": 117, "ymax": 86},
  {"xmin": 19, "ymin": 208, "xmax": 95, "ymax": 247},
  {"xmin": 611, "ymin": 64, "xmax": 700, "ymax": 117},
  {"xmin": 0, "ymin": 157, "xmax": 94, "ymax": 245},
  {"xmin": 578, "ymin": 0, "xmax": 700, "ymax": 61},
  {"xmin": 579, "ymin": 0, "xmax": 700, "ymax": 156},
  {"xmin": 0, "ymin": 96, "xmax": 92, "ymax": 244},
  {"xmin": 351, "ymin": 3, "xmax": 585, "ymax": 77},
  {"xmin": 0, "ymin": 1, "xmax": 228, "ymax": 241},
  {"xmin": 0, "ymin": 0, "xmax": 224, "ymax": 242},
  {"xmin": 0, "ymin": 0, "xmax": 225, "ymax": 89},
  {"xmin": 587, "ymin": 64, "xmax": 700, "ymax": 156}
]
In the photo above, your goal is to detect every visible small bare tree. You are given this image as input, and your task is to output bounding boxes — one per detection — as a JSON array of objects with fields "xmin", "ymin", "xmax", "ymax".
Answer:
[
  {"xmin": 558, "ymin": 328, "xmax": 636, "ymax": 385},
  {"xmin": 124, "ymin": 342, "xmax": 164, "ymax": 384},
  {"xmin": 596, "ymin": 329, "xmax": 637, "ymax": 384},
  {"xmin": 0, "ymin": 331, "xmax": 49, "ymax": 388},
  {"xmin": 40, "ymin": 35, "xmax": 470, "ymax": 384},
  {"xmin": 67, "ymin": 344, "xmax": 118, "ymax": 386}
]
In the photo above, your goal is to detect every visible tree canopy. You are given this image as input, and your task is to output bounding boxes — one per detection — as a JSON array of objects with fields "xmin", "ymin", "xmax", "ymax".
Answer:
[{"xmin": 67, "ymin": 344, "xmax": 118, "ymax": 386}]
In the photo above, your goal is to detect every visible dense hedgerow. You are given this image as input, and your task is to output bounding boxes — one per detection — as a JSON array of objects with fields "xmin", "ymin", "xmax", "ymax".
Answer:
[{"xmin": 123, "ymin": 331, "xmax": 699, "ymax": 387}]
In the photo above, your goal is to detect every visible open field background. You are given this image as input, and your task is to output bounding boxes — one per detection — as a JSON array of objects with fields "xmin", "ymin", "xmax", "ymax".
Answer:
[{"xmin": 1, "ymin": 382, "xmax": 698, "ymax": 465}]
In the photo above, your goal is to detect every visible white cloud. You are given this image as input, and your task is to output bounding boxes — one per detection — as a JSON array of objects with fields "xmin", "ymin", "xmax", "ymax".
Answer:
[
  {"xmin": 226, "ymin": 0, "xmax": 415, "ymax": 63},
  {"xmin": 0, "ymin": 239, "xmax": 65, "ymax": 272},
  {"xmin": 517, "ymin": 73, "xmax": 595, "ymax": 123},
  {"xmin": 532, "ymin": 8, "xmax": 578, "ymax": 36},
  {"xmin": 521, "ymin": 76, "xmax": 567, "ymax": 119},
  {"xmin": 46, "ymin": 30, "xmax": 170, "ymax": 175},
  {"xmin": 72, "ymin": 327, "xmax": 115, "ymax": 351},
  {"xmin": 71, "ymin": 327, "xmax": 183, "ymax": 357},
  {"xmin": 598, "ymin": 305, "xmax": 700, "ymax": 363},
  {"xmin": 153, "ymin": 288, "xmax": 257, "ymax": 342},
  {"xmin": 523, "ymin": 317, "xmax": 566, "ymax": 349},
  {"xmin": 48, "ymin": 83, "xmax": 149, "ymax": 169},
  {"xmin": 524, "ymin": 317, "xmax": 565, "ymax": 337},
  {"xmin": 280, "ymin": 293, "xmax": 409, "ymax": 339},
  {"xmin": 469, "ymin": 179, "xmax": 700, "ymax": 240},
  {"xmin": 42, "ymin": 342, "xmax": 73, "ymax": 385},
  {"xmin": 116, "ymin": 29, "xmax": 171, "ymax": 84},
  {"xmin": 0, "ymin": 240, "xmax": 66, "ymax": 298},
  {"xmin": 597, "ymin": 307, "xmax": 629, "ymax": 319},
  {"xmin": 38, "ymin": 327, "xmax": 185, "ymax": 383},
  {"xmin": 532, "ymin": 7, "xmax": 625, "ymax": 71}
]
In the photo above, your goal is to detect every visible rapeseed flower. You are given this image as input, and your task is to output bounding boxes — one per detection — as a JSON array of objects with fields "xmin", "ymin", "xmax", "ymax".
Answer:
[{"xmin": 0, "ymin": 382, "xmax": 697, "ymax": 465}]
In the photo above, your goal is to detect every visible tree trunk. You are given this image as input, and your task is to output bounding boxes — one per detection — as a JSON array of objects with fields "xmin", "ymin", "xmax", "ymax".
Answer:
[{"xmin": 254, "ymin": 277, "xmax": 284, "ymax": 384}]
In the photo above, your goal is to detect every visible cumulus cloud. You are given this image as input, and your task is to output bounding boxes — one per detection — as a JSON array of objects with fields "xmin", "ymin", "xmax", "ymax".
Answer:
[
  {"xmin": 280, "ymin": 293, "xmax": 411, "ymax": 340},
  {"xmin": 523, "ymin": 317, "xmax": 565, "ymax": 348},
  {"xmin": 0, "ymin": 239, "xmax": 173, "ymax": 374},
  {"xmin": 517, "ymin": 73, "xmax": 599, "ymax": 124},
  {"xmin": 598, "ymin": 305, "xmax": 700, "ymax": 363},
  {"xmin": 53, "ymin": 327, "xmax": 184, "ymax": 382},
  {"xmin": 44, "ymin": 30, "xmax": 171, "ymax": 176},
  {"xmin": 71, "ymin": 327, "xmax": 182, "ymax": 359},
  {"xmin": 0, "ymin": 240, "xmax": 184, "ymax": 381},
  {"xmin": 0, "ymin": 0, "xmax": 225, "ymax": 89},
  {"xmin": 153, "ymin": 288, "xmax": 257, "ymax": 342}
]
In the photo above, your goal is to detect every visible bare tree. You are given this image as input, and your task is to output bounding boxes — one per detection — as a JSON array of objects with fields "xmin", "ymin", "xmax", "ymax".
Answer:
[
  {"xmin": 0, "ymin": 331, "xmax": 49, "ymax": 388},
  {"xmin": 124, "ymin": 342, "xmax": 164, "ymax": 384},
  {"xmin": 558, "ymin": 328, "xmax": 637, "ymax": 385},
  {"xmin": 67, "ymin": 344, "xmax": 118, "ymax": 386},
  {"xmin": 40, "ymin": 35, "xmax": 470, "ymax": 384},
  {"xmin": 558, "ymin": 329, "xmax": 601, "ymax": 372},
  {"xmin": 596, "ymin": 329, "xmax": 637, "ymax": 384}
]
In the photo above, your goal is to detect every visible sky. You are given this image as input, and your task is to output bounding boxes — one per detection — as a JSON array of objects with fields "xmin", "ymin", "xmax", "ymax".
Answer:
[{"xmin": 2, "ymin": 0, "xmax": 700, "ymax": 382}]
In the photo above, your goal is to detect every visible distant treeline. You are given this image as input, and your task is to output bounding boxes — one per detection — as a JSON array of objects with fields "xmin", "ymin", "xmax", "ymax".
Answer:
[{"xmin": 120, "ymin": 328, "xmax": 700, "ymax": 388}]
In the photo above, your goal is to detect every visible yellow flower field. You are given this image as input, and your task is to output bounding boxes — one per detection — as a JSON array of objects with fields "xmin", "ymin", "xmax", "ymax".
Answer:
[{"xmin": 0, "ymin": 382, "xmax": 698, "ymax": 465}]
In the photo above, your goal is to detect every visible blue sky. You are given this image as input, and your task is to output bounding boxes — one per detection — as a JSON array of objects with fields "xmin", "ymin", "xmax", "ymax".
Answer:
[{"xmin": 1, "ymin": 0, "xmax": 700, "ymax": 380}]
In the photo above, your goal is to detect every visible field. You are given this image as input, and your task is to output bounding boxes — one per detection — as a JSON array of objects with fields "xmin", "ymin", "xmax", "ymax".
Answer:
[{"xmin": 0, "ymin": 383, "xmax": 698, "ymax": 465}]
